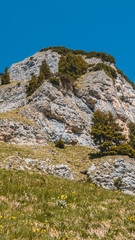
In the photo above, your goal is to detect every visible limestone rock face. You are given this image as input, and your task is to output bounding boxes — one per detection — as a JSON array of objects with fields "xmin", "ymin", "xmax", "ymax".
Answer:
[
  {"xmin": 87, "ymin": 157, "xmax": 135, "ymax": 195},
  {"xmin": 0, "ymin": 82, "xmax": 26, "ymax": 112},
  {"xmin": 9, "ymin": 50, "xmax": 60, "ymax": 82},
  {"xmin": 0, "ymin": 50, "xmax": 135, "ymax": 146}
]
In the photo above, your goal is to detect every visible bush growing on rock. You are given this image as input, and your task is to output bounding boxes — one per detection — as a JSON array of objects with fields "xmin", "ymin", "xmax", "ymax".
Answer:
[
  {"xmin": 58, "ymin": 52, "xmax": 88, "ymax": 80},
  {"xmin": 114, "ymin": 144, "xmax": 135, "ymax": 157},
  {"xmin": 55, "ymin": 139, "xmax": 65, "ymax": 149},
  {"xmin": 114, "ymin": 177, "xmax": 125, "ymax": 190},
  {"xmin": 117, "ymin": 68, "xmax": 135, "ymax": 90},
  {"xmin": 129, "ymin": 122, "xmax": 135, "ymax": 149},
  {"xmin": 26, "ymin": 60, "xmax": 51, "ymax": 96},
  {"xmin": 57, "ymin": 72, "xmax": 73, "ymax": 90},
  {"xmin": 49, "ymin": 76, "xmax": 60, "ymax": 85},
  {"xmin": 40, "ymin": 46, "xmax": 116, "ymax": 64},
  {"xmin": 90, "ymin": 63, "xmax": 117, "ymax": 81},
  {"xmin": 1, "ymin": 67, "xmax": 10, "ymax": 85},
  {"xmin": 90, "ymin": 110, "xmax": 135, "ymax": 158}
]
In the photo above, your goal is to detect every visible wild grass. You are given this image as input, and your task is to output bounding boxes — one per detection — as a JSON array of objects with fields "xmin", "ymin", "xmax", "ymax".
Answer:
[
  {"xmin": 0, "ymin": 109, "xmax": 36, "ymax": 126},
  {"xmin": 0, "ymin": 142, "xmax": 93, "ymax": 178},
  {"xmin": 0, "ymin": 168, "xmax": 135, "ymax": 239},
  {"xmin": 0, "ymin": 142, "xmax": 135, "ymax": 239}
]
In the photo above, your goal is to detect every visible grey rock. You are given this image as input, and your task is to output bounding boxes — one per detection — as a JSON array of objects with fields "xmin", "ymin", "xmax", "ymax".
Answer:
[
  {"xmin": 0, "ymin": 49, "xmax": 135, "ymax": 146},
  {"xmin": 87, "ymin": 157, "xmax": 135, "ymax": 195},
  {"xmin": 88, "ymin": 164, "xmax": 96, "ymax": 171}
]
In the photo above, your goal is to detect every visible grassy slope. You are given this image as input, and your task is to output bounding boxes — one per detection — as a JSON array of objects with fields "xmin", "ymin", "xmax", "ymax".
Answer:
[
  {"xmin": 1, "ymin": 169, "xmax": 135, "ymax": 240},
  {"xmin": 0, "ymin": 142, "xmax": 94, "ymax": 179},
  {"xmin": 0, "ymin": 142, "xmax": 135, "ymax": 239}
]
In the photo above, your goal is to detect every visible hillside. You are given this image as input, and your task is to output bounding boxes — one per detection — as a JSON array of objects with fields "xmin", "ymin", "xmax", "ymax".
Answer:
[
  {"xmin": 0, "ymin": 47, "xmax": 135, "ymax": 146},
  {"xmin": 1, "ymin": 47, "xmax": 135, "ymax": 239},
  {"xmin": 1, "ymin": 165, "xmax": 135, "ymax": 240}
]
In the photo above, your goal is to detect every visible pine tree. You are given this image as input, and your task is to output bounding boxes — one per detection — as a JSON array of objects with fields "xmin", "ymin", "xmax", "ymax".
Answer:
[
  {"xmin": 90, "ymin": 110, "xmax": 126, "ymax": 156},
  {"xmin": 38, "ymin": 71, "xmax": 45, "ymax": 85},
  {"xmin": 40, "ymin": 60, "xmax": 51, "ymax": 79},
  {"xmin": 26, "ymin": 73, "xmax": 39, "ymax": 96},
  {"xmin": 1, "ymin": 67, "xmax": 10, "ymax": 85}
]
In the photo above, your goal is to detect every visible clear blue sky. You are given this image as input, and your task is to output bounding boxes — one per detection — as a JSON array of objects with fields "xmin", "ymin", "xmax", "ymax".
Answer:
[{"xmin": 0, "ymin": 0, "xmax": 135, "ymax": 82}]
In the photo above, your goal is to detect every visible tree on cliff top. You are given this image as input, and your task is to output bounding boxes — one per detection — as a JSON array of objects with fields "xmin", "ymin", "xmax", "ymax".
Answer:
[
  {"xmin": 1, "ymin": 67, "xmax": 10, "ymax": 85},
  {"xmin": 58, "ymin": 52, "xmax": 88, "ymax": 80}
]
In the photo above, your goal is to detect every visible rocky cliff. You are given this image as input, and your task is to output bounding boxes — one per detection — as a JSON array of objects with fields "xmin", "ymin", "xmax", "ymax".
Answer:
[{"xmin": 0, "ymin": 48, "xmax": 135, "ymax": 146}]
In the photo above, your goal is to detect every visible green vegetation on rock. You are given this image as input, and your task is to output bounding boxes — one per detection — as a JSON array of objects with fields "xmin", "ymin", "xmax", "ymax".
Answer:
[
  {"xmin": 1, "ymin": 67, "xmax": 10, "ymax": 85},
  {"xmin": 26, "ymin": 73, "xmax": 40, "ymax": 97},
  {"xmin": 117, "ymin": 67, "xmax": 135, "ymax": 90},
  {"xmin": 114, "ymin": 177, "xmax": 125, "ymax": 190},
  {"xmin": 129, "ymin": 121, "xmax": 135, "ymax": 149},
  {"xmin": 90, "ymin": 110, "xmax": 135, "ymax": 158},
  {"xmin": 90, "ymin": 63, "xmax": 117, "ymax": 81},
  {"xmin": 58, "ymin": 52, "xmax": 88, "ymax": 81},
  {"xmin": 40, "ymin": 59, "xmax": 51, "ymax": 79},
  {"xmin": 40, "ymin": 46, "xmax": 116, "ymax": 64},
  {"xmin": 49, "ymin": 76, "xmax": 60, "ymax": 85},
  {"xmin": 26, "ymin": 60, "xmax": 51, "ymax": 96},
  {"xmin": 55, "ymin": 139, "xmax": 65, "ymax": 149}
]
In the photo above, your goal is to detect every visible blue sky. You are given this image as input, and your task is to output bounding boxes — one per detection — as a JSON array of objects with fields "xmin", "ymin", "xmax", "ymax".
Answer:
[{"xmin": 0, "ymin": 0, "xmax": 135, "ymax": 82}]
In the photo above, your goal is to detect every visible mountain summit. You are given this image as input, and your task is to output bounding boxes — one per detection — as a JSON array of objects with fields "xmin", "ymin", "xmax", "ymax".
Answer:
[{"xmin": 0, "ymin": 47, "xmax": 135, "ymax": 146}]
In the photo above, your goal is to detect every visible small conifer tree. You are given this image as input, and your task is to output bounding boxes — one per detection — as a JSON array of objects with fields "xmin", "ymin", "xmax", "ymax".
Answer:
[
  {"xmin": 26, "ymin": 73, "xmax": 39, "ymax": 96},
  {"xmin": 1, "ymin": 67, "xmax": 10, "ymax": 85},
  {"xmin": 38, "ymin": 71, "xmax": 45, "ymax": 85},
  {"xmin": 90, "ymin": 110, "xmax": 135, "ymax": 157},
  {"xmin": 40, "ymin": 60, "xmax": 51, "ymax": 79}
]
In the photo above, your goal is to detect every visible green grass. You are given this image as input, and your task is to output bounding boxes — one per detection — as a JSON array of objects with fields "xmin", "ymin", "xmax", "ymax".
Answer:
[
  {"xmin": 0, "ymin": 142, "xmax": 135, "ymax": 239},
  {"xmin": 0, "ymin": 142, "xmax": 95, "ymax": 179},
  {"xmin": 0, "ymin": 169, "xmax": 135, "ymax": 239}
]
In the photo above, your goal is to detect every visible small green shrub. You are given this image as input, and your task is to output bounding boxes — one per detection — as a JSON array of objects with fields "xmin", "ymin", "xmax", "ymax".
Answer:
[
  {"xmin": 129, "ymin": 122, "xmax": 135, "ymax": 149},
  {"xmin": 30, "ymin": 56, "xmax": 33, "ymax": 61},
  {"xmin": 114, "ymin": 177, "xmax": 125, "ymax": 190},
  {"xmin": 55, "ymin": 139, "xmax": 65, "ymax": 149},
  {"xmin": 1, "ymin": 67, "xmax": 10, "ymax": 85},
  {"xmin": 90, "ymin": 63, "xmax": 117, "ymax": 81},
  {"xmin": 59, "ymin": 52, "xmax": 88, "ymax": 80},
  {"xmin": 49, "ymin": 77, "xmax": 60, "ymax": 85},
  {"xmin": 114, "ymin": 144, "xmax": 135, "ymax": 158},
  {"xmin": 56, "ymin": 73, "xmax": 73, "ymax": 90},
  {"xmin": 117, "ymin": 68, "xmax": 135, "ymax": 90}
]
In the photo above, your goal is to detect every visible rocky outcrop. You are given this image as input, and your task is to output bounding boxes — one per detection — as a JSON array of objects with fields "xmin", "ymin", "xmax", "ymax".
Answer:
[
  {"xmin": 0, "ymin": 119, "xmax": 48, "ymax": 145},
  {"xmin": 87, "ymin": 157, "xmax": 135, "ymax": 195},
  {"xmin": 0, "ymin": 82, "xmax": 26, "ymax": 113},
  {"xmin": 0, "ymin": 49, "xmax": 135, "ymax": 146},
  {"xmin": 0, "ymin": 156, "xmax": 74, "ymax": 180},
  {"xmin": 9, "ymin": 50, "xmax": 60, "ymax": 82}
]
